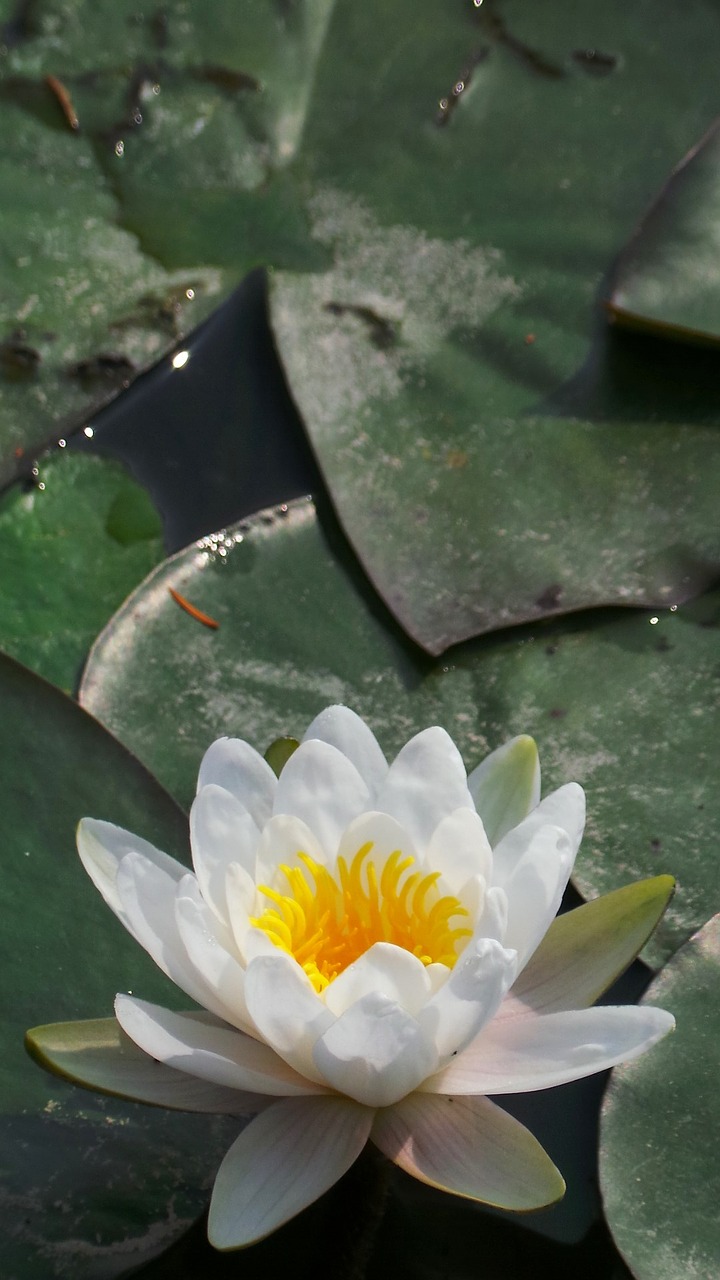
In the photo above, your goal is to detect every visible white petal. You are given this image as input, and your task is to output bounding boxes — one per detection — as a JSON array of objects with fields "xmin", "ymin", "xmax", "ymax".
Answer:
[
  {"xmin": 190, "ymin": 784, "xmax": 260, "ymax": 926},
  {"xmin": 336, "ymin": 809, "xmax": 417, "ymax": 871},
  {"xmin": 224, "ymin": 860, "xmax": 258, "ymax": 957},
  {"xmin": 474, "ymin": 884, "xmax": 508, "ymax": 943},
  {"xmin": 254, "ymin": 812, "xmax": 327, "ymax": 884},
  {"xmin": 115, "ymin": 852, "xmax": 226, "ymax": 1015},
  {"xmin": 502, "ymin": 824, "xmax": 574, "ymax": 971},
  {"xmin": 426, "ymin": 807, "xmax": 492, "ymax": 895},
  {"xmin": 324, "ymin": 943, "xmax": 432, "ymax": 1017},
  {"xmin": 467, "ymin": 735, "xmax": 541, "ymax": 847},
  {"xmin": 244, "ymin": 953, "xmax": 334, "ymax": 1083},
  {"xmin": 422, "ymin": 1005, "xmax": 675, "ymax": 1095},
  {"xmin": 492, "ymin": 782, "xmax": 585, "ymax": 888},
  {"xmin": 313, "ymin": 993, "xmax": 439, "ymax": 1106},
  {"xmin": 417, "ymin": 937, "xmax": 517, "ymax": 1060},
  {"xmin": 197, "ymin": 737, "xmax": 277, "ymax": 828},
  {"xmin": 302, "ymin": 705, "xmax": 388, "ymax": 794},
  {"xmin": 241, "ymin": 925, "xmax": 291, "ymax": 964},
  {"xmin": 272, "ymin": 738, "xmax": 371, "ymax": 856},
  {"xmin": 115, "ymin": 995, "xmax": 327, "ymax": 1095},
  {"xmin": 372, "ymin": 1093, "xmax": 564, "ymax": 1211},
  {"xmin": 174, "ymin": 876, "xmax": 256, "ymax": 1035},
  {"xmin": 375, "ymin": 728, "xmax": 473, "ymax": 850},
  {"xmin": 208, "ymin": 1096, "xmax": 373, "ymax": 1249},
  {"xmin": 77, "ymin": 817, "xmax": 186, "ymax": 923}
]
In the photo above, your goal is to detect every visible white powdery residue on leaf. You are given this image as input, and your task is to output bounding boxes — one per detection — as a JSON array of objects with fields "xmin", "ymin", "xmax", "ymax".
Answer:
[
  {"xmin": 306, "ymin": 187, "xmax": 520, "ymax": 342},
  {"xmin": 272, "ymin": 187, "xmax": 520, "ymax": 441}
]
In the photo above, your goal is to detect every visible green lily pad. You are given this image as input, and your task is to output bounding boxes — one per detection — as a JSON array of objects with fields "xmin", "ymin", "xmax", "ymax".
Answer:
[
  {"xmin": 0, "ymin": 652, "xmax": 239, "ymax": 1277},
  {"xmin": 3, "ymin": 0, "xmax": 720, "ymax": 648},
  {"xmin": 268, "ymin": 0, "xmax": 720, "ymax": 651},
  {"xmin": 0, "ymin": 0, "xmax": 330, "ymax": 477},
  {"xmin": 79, "ymin": 499, "xmax": 719, "ymax": 968},
  {"xmin": 0, "ymin": 96, "xmax": 224, "ymax": 483},
  {"xmin": 600, "ymin": 913, "xmax": 720, "ymax": 1280},
  {"xmin": 610, "ymin": 118, "xmax": 720, "ymax": 344},
  {"xmin": 273, "ymin": 257, "xmax": 720, "ymax": 652},
  {"xmin": 0, "ymin": 451, "xmax": 163, "ymax": 694}
]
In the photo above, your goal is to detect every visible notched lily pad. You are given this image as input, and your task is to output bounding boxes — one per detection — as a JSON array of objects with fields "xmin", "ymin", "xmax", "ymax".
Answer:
[
  {"xmin": 267, "ymin": 0, "xmax": 720, "ymax": 652},
  {"xmin": 273, "ymin": 249, "xmax": 720, "ymax": 653},
  {"xmin": 600, "ymin": 913, "xmax": 720, "ymax": 1280},
  {"xmin": 609, "ymin": 117, "xmax": 720, "ymax": 345},
  {"xmin": 79, "ymin": 500, "xmax": 719, "ymax": 968}
]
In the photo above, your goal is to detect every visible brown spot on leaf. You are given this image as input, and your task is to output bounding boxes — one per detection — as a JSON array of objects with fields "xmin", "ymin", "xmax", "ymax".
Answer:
[{"xmin": 536, "ymin": 584, "xmax": 563, "ymax": 610}]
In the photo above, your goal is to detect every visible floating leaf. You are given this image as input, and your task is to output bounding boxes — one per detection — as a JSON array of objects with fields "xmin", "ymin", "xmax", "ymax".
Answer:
[
  {"xmin": 0, "ymin": 0, "xmax": 330, "ymax": 475},
  {"xmin": 0, "ymin": 451, "xmax": 163, "ymax": 693},
  {"xmin": 0, "ymin": 98, "xmax": 223, "ymax": 480},
  {"xmin": 600, "ymin": 914, "xmax": 720, "ymax": 1280},
  {"xmin": 0, "ymin": 652, "xmax": 239, "ymax": 1277},
  {"xmin": 80, "ymin": 499, "xmax": 719, "ymax": 967},
  {"xmin": 4, "ymin": 0, "xmax": 720, "ymax": 655},
  {"xmin": 260, "ymin": 0, "xmax": 720, "ymax": 651},
  {"xmin": 271, "ymin": 0, "xmax": 720, "ymax": 650},
  {"xmin": 610, "ymin": 118, "xmax": 720, "ymax": 344}
]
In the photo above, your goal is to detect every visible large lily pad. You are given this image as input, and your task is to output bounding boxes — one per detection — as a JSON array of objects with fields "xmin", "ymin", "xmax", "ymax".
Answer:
[
  {"xmin": 610, "ymin": 118, "xmax": 720, "ymax": 344},
  {"xmin": 0, "ymin": 451, "xmax": 163, "ymax": 693},
  {"xmin": 600, "ymin": 914, "xmax": 720, "ymax": 1280},
  {"xmin": 80, "ymin": 499, "xmax": 719, "ymax": 968},
  {"xmin": 0, "ymin": 652, "xmax": 239, "ymax": 1277},
  {"xmin": 269, "ymin": 0, "xmax": 720, "ymax": 652}
]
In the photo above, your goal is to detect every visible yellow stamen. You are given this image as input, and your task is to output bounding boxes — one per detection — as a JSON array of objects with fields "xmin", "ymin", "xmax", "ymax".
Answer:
[{"xmin": 250, "ymin": 843, "xmax": 472, "ymax": 993}]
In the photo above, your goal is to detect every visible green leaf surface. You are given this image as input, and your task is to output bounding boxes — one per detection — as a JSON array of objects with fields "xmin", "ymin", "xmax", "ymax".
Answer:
[
  {"xmin": 0, "ymin": 0, "xmax": 331, "ymax": 477},
  {"xmin": 79, "ymin": 499, "xmax": 720, "ymax": 968},
  {"xmin": 610, "ymin": 118, "xmax": 720, "ymax": 344},
  {"xmin": 0, "ymin": 451, "xmax": 163, "ymax": 693},
  {"xmin": 600, "ymin": 913, "xmax": 720, "ymax": 1280},
  {"xmin": 513, "ymin": 877, "xmax": 675, "ymax": 1014},
  {"xmin": 269, "ymin": 0, "xmax": 720, "ymax": 651},
  {"xmin": 0, "ymin": 96, "xmax": 224, "ymax": 480},
  {"xmin": 0, "ymin": 652, "xmax": 239, "ymax": 1277},
  {"xmin": 3, "ymin": 0, "xmax": 720, "ymax": 654}
]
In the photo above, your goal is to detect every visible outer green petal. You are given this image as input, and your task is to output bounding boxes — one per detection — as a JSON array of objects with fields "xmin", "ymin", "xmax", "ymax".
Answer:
[
  {"xmin": 467, "ymin": 736, "xmax": 540, "ymax": 847},
  {"xmin": 510, "ymin": 876, "xmax": 675, "ymax": 1014},
  {"xmin": 372, "ymin": 1093, "xmax": 565, "ymax": 1211},
  {"xmin": 26, "ymin": 1017, "xmax": 264, "ymax": 1114}
]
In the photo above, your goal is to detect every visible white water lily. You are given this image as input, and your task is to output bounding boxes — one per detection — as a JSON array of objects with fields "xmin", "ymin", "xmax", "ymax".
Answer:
[{"xmin": 30, "ymin": 707, "xmax": 674, "ymax": 1249}]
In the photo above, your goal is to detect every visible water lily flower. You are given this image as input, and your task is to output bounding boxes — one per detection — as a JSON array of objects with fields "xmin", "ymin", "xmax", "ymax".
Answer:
[{"xmin": 27, "ymin": 707, "xmax": 674, "ymax": 1249}]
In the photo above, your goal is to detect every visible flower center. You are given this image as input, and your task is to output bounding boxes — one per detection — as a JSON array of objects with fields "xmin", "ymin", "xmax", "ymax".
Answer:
[{"xmin": 250, "ymin": 841, "xmax": 472, "ymax": 993}]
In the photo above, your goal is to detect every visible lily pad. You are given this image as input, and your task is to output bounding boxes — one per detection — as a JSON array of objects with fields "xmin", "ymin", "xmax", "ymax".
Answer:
[
  {"xmin": 269, "ymin": 0, "xmax": 720, "ymax": 653},
  {"xmin": 0, "ymin": 450, "xmax": 163, "ymax": 694},
  {"xmin": 0, "ymin": 96, "xmax": 224, "ymax": 483},
  {"xmin": 610, "ymin": 118, "xmax": 720, "ymax": 344},
  {"xmin": 258, "ymin": 1, "xmax": 719, "ymax": 653},
  {"xmin": 0, "ymin": 0, "xmax": 329, "ymax": 477},
  {"xmin": 600, "ymin": 913, "xmax": 720, "ymax": 1280},
  {"xmin": 273, "ymin": 254, "xmax": 720, "ymax": 652},
  {"xmin": 79, "ymin": 499, "xmax": 719, "ymax": 968},
  {"xmin": 0, "ymin": 652, "xmax": 239, "ymax": 1277},
  {"xmin": 3, "ymin": 0, "xmax": 720, "ymax": 649}
]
